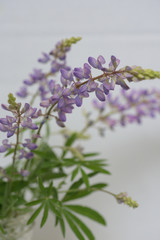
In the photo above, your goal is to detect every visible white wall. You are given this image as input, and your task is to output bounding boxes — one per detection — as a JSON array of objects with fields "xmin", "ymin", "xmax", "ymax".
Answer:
[{"xmin": 0, "ymin": 1, "xmax": 160, "ymax": 239}]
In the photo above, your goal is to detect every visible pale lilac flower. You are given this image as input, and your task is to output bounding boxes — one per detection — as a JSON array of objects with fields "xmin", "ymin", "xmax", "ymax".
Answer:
[
  {"xmin": 88, "ymin": 55, "xmax": 106, "ymax": 70},
  {"xmin": 16, "ymin": 87, "xmax": 28, "ymax": 98},
  {"xmin": 38, "ymin": 52, "xmax": 50, "ymax": 63},
  {"xmin": 0, "ymin": 139, "xmax": 11, "ymax": 153},
  {"xmin": 20, "ymin": 169, "xmax": 30, "ymax": 177},
  {"xmin": 22, "ymin": 139, "xmax": 37, "ymax": 150}
]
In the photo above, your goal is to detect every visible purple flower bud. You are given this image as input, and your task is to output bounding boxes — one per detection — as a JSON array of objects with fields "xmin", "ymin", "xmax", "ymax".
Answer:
[
  {"xmin": 60, "ymin": 69, "xmax": 74, "ymax": 82},
  {"xmin": 20, "ymin": 169, "xmax": 30, "ymax": 177},
  {"xmin": 88, "ymin": 55, "xmax": 106, "ymax": 70},
  {"xmin": 40, "ymin": 99, "xmax": 51, "ymax": 108},
  {"xmin": 58, "ymin": 111, "xmax": 66, "ymax": 122},
  {"xmin": 1, "ymin": 104, "xmax": 10, "ymax": 111},
  {"xmin": 109, "ymin": 56, "xmax": 120, "ymax": 70},
  {"xmin": 0, "ymin": 139, "xmax": 11, "ymax": 153},
  {"xmin": 56, "ymin": 118, "xmax": 65, "ymax": 127},
  {"xmin": 16, "ymin": 87, "xmax": 28, "ymax": 98},
  {"xmin": 19, "ymin": 149, "xmax": 34, "ymax": 160},
  {"xmin": 75, "ymin": 96, "xmax": 82, "ymax": 107},
  {"xmin": 95, "ymin": 88, "xmax": 105, "ymax": 101},
  {"xmin": 23, "ymin": 139, "xmax": 37, "ymax": 150},
  {"xmin": 24, "ymin": 107, "xmax": 37, "ymax": 118},
  {"xmin": 38, "ymin": 52, "xmax": 50, "ymax": 63},
  {"xmin": 21, "ymin": 117, "xmax": 38, "ymax": 130}
]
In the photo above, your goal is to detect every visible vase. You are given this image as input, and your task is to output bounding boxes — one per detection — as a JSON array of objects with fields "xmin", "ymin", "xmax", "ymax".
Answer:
[{"xmin": 0, "ymin": 212, "xmax": 34, "ymax": 240}]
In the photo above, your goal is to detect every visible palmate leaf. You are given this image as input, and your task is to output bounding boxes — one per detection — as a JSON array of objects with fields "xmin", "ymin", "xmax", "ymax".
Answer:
[
  {"xmin": 34, "ymin": 142, "xmax": 59, "ymax": 161},
  {"xmin": 27, "ymin": 203, "xmax": 44, "ymax": 225},
  {"xmin": 63, "ymin": 209, "xmax": 95, "ymax": 240},
  {"xmin": 71, "ymin": 167, "xmax": 79, "ymax": 181},
  {"xmin": 83, "ymin": 164, "xmax": 111, "ymax": 175},
  {"xmin": 83, "ymin": 152, "xmax": 100, "ymax": 158},
  {"xmin": 48, "ymin": 199, "xmax": 62, "ymax": 218},
  {"xmin": 40, "ymin": 203, "xmax": 49, "ymax": 228},
  {"xmin": 80, "ymin": 168, "xmax": 89, "ymax": 188},
  {"xmin": 0, "ymin": 224, "xmax": 5, "ymax": 234},
  {"xmin": 26, "ymin": 199, "xmax": 44, "ymax": 207},
  {"xmin": 64, "ymin": 205, "xmax": 106, "ymax": 226},
  {"xmin": 62, "ymin": 172, "xmax": 98, "ymax": 202},
  {"xmin": 63, "ymin": 211, "xmax": 85, "ymax": 240}
]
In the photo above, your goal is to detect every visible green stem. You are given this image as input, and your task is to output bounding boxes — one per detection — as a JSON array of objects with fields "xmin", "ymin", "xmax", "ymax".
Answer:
[
  {"xmin": 59, "ymin": 187, "xmax": 116, "ymax": 197},
  {"xmin": 2, "ymin": 113, "xmax": 21, "ymax": 214}
]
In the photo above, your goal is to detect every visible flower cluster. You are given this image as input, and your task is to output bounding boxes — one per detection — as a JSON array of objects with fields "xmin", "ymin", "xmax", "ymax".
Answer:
[
  {"xmin": 92, "ymin": 88, "xmax": 160, "ymax": 131},
  {"xmin": 116, "ymin": 192, "xmax": 138, "ymax": 208},
  {"xmin": 16, "ymin": 37, "xmax": 82, "ymax": 100},
  {"xmin": 0, "ymin": 94, "xmax": 41, "ymax": 159},
  {"xmin": 0, "ymin": 37, "xmax": 160, "ymax": 239}
]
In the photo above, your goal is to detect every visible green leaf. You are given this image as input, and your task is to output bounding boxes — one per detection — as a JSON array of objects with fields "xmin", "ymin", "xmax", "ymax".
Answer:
[
  {"xmin": 84, "ymin": 165, "xmax": 110, "ymax": 175},
  {"xmin": 26, "ymin": 199, "xmax": 44, "ymax": 207},
  {"xmin": 71, "ymin": 167, "xmax": 79, "ymax": 181},
  {"xmin": 81, "ymin": 168, "xmax": 89, "ymax": 188},
  {"xmin": 41, "ymin": 172, "xmax": 66, "ymax": 181},
  {"xmin": 38, "ymin": 177, "xmax": 45, "ymax": 193},
  {"xmin": 83, "ymin": 152, "xmax": 100, "ymax": 158},
  {"xmin": 27, "ymin": 203, "xmax": 44, "ymax": 225},
  {"xmin": 34, "ymin": 142, "xmax": 59, "ymax": 161},
  {"xmin": 62, "ymin": 172, "xmax": 98, "ymax": 202},
  {"xmin": 64, "ymin": 209, "xmax": 95, "ymax": 240},
  {"xmin": 59, "ymin": 216, "xmax": 65, "ymax": 237},
  {"xmin": 65, "ymin": 205, "xmax": 106, "ymax": 226},
  {"xmin": 0, "ymin": 224, "xmax": 5, "ymax": 234},
  {"xmin": 40, "ymin": 203, "xmax": 49, "ymax": 228},
  {"xmin": 45, "ymin": 121, "xmax": 50, "ymax": 138},
  {"xmin": 4, "ymin": 148, "xmax": 15, "ymax": 157},
  {"xmin": 64, "ymin": 211, "xmax": 85, "ymax": 240},
  {"xmin": 48, "ymin": 199, "xmax": 62, "ymax": 218}
]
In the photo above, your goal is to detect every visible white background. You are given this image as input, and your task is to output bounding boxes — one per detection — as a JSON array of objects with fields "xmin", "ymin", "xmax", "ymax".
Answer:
[{"xmin": 0, "ymin": 0, "xmax": 160, "ymax": 239}]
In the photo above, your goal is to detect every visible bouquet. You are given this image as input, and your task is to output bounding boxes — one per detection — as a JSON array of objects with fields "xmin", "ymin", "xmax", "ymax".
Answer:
[{"xmin": 0, "ymin": 37, "xmax": 160, "ymax": 240}]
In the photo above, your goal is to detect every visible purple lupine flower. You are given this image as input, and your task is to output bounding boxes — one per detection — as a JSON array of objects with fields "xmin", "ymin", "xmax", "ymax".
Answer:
[
  {"xmin": 16, "ymin": 87, "xmax": 28, "ymax": 98},
  {"xmin": 22, "ymin": 139, "xmax": 37, "ymax": 150},
  {"xmin": 88, "ymin": 55, "xmax": 106, "ymax": 70},
  {"xmin": 50, "ymin": 40, "xmax": 70, "ymax": 60},
  {"xmin": 93, "ymin": 99, "xmax": 106, "ymax": 112},
  {"xmin": 73, "ymin": 63, "xmax": 91, "ymax": 79},
  {"xmin": 19, "ymin": 149, "xmax": 34, "ymax": 160},
  {"xmin": 24, "ymin": 69, "xmax": 45, "ymax": 85},
  {"xmin": 60, "ymin": 69, "xmax": 74, "ymax": 82},
  {"xmin": 74, "ymin": 85, "xmax": 89, "ymax": 107},
  {"xmin": 51, "ymin": 60, "xmax": 66, "ymax": 73},
  {"xmin": 20, "ymin": 169, "xmax": 30, "ymax": 177},
  {"xmin": 21, "ymin": 117, "xmax": 38, "ymax": 130},
  {"xmin": 95, "ymin": 87, "xmax": 106, "ymax": 101},
  {"xmin": 0, "ymin": 115, "xmax": 17, "ymax": 138},
  {"xmin": 0, "ymin": 139, "xmax": 11, "ymax": 153},
  {"xmin": 56, "ymin": 118, "xmax": 65, "ymax": 127},
  {"xmin": 38, "ymin": 52, "xmax": 50, "ymax": 63},
  {"xmin": 109, "ymin": 56, "xmax": 120, "ymax": 71},
  {"xmin": 24, "ymin": 106, "xmax": 37, "ymax": 118}
]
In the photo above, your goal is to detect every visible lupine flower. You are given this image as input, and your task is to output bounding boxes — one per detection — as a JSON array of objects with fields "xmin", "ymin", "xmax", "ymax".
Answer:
[
  {"xmin": 92, "ymin": 88, "xmax": 160, "ymax": 131},
  {"xmin": 22, "ymin": 139, "xmax": 37, "ymax": 150},
  {"xmin": 88, "ymin": 55, "xmax": 106, "ymax": 70},
  {"xmin": 16, "ymin": 87, "xmax": 28, "ymax": 98},
  {"xmin": 73, "ymin": 63, "xmax": 91, "ymax": 79},
  {"xmin": 0, "ymin": 139, "xmax": 11, "ymax": 153},
  {"xmin": 24, "ymin": 69, "xmax": 45, "ymax": 86},
  {"xmin": 19, "ymin": 149, "xmax": 34, "ymax": 160},
  {"xmin": 20, "ymin": 169, "xmax": 30, "ymax": 177},
  {"xmin": 38, "ymin": 52, "xmax": 50, "ymax": 63},
  {"xmin": 60, "ymin": 69, "xmax": 74, "ymax": 82}
]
